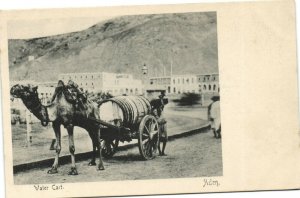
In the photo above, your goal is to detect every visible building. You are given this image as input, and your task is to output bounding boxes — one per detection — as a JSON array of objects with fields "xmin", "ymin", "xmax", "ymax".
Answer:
[
  {"xmin": 147, "ymin": 73, "xmax": 219, "ymax": 97},
  {"xmin": 59, "ymin": 72, "xmax": 143, "ymax": 96},
  {"xmin": 196, "ymin": 73, "xmax": 220, "ymax": 93},
  {"xmin": 147, "ymin": 73, "xmax": 220, "ymax": 104},
  {"xmin": 149, "ymin": 76, "xmax": 171, "ymax": 94},
  {"xmin": 170, "ymin": 74, "xmax": 198, "ymax": 94},
  {"xmin": 36, "ymin": 82, "xmax": 56, "ymax": 105}
]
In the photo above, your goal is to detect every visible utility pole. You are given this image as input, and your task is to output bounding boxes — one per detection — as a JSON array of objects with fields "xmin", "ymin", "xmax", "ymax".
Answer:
[{"xmin": 25, "ymin": 109, "xmax": 32, "ymax": 147}]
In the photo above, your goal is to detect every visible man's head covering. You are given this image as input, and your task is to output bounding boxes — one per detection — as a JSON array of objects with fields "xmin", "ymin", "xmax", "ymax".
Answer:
[
  {"xmin": 211, "ymin": 92, "xmax": 220, "ymax": 101},
  {"xmin": 159, "ymin": 90, "xmax": 166, "ymax": 98}
]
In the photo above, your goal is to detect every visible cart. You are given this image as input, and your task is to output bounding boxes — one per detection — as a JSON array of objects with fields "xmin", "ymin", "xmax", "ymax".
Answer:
[{"xmin": 94, "ymin": 95, "xmax": 166, "ymax": 160}]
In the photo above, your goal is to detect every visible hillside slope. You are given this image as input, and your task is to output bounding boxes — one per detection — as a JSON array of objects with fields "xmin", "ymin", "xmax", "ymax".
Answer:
[{"xmin": 8, "ymin": 12, "xmax": 218, "ymax": 82}]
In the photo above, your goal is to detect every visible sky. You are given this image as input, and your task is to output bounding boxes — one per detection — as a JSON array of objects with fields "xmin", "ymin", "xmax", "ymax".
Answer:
[{"xmin": 7, "ymin": 17, "xmax": 113, "ymax": 39}]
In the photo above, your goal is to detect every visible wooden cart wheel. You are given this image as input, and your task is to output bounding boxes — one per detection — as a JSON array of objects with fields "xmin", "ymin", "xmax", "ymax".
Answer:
[
  {"xmin": 101, "ymin": 139, "xmax": 119, "ymax": 159},
  {"xmin": 138, "ymin": 115, "xmax": 159, "ymax": 160}
]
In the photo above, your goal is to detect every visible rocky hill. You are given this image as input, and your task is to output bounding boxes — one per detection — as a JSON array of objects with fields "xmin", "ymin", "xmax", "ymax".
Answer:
[{"xmin": 8, "ymin": 12, "xmax": 218, "ymax": 82}]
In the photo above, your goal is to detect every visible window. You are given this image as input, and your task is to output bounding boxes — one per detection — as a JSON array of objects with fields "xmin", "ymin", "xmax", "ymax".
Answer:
[
  {"xmin": 173, "ymin": 87, "xmax": 176, "ymax": 93},
  {"xmin": 204, "ymin": 85, "xmax": 206, "ymax": 90},
  {"xmin": 213, "ymin": 84, "xmax": 216, "ymax": 91},
  {"xmin": 209, "ymin": 85, "xmax": 211, "ymax": 90},
  {"xmin": 173, "ymin": 79, "xmax": 175, "ymax": 84}
]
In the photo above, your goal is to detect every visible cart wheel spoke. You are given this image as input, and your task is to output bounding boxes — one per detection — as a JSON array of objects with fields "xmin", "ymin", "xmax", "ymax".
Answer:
[
  {"xmin": 143, "ymin": 138, "xmax": 149, "ymax": 144},
  {"xmin": 142, "ymin": 132, "xmax": 149, "ymax": 138},
  {"xmin": 144, "ymin": 125, "xmax": 150, "ymax": 134},
  {"xmin": 152, "ymin": 129, "xmax": 159, "ymax": 135}
]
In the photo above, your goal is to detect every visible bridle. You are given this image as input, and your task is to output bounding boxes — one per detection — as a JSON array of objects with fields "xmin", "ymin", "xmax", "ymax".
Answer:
[{"xmin": 22, "ymin": 90, "xmax": 50, "ymax": 127}]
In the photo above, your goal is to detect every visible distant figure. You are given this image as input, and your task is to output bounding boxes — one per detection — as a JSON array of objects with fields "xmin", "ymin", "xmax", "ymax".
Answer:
[{"xmin": 208, "ymin": 94, "xmax": 221, "ymax": 138}]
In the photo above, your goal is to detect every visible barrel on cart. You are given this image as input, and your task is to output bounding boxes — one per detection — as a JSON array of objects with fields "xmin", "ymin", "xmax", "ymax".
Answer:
[{"xmin": 97, "ymin": 95, "xmax": 165, "ymax": 160}]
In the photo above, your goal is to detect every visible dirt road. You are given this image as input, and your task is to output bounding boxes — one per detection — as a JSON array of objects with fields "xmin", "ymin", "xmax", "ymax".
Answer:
[{"xmin": 14, "ymin": 130, "xmax": 222, "ymax": 184}]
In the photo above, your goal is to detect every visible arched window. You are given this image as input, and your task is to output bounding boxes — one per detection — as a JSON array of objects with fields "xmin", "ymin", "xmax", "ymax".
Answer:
[
  {"xmin": 209, "ymin": 85, "xmax": 211, "ymax": 90},
  {"xmin": 213, "ymin": 84, "xmax": 216, "ymax": 91},
  {"xmin": 203, "ymin": 85, "xmax": 206, "ymax": 90}
]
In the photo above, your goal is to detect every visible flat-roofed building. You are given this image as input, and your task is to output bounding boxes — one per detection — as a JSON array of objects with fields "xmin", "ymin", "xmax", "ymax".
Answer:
[
  {"xmin": 170, "ymin": 74, "xmax": 198, "ymax": 94},
  {"xmin": 59, "ymin": 72, "xmax": 143, "ymax": 96},
  {"xmin": 149, "ymin": 76, "xmax": 171, "ymax": 94},
  {"xmin": 196, "ymin": 73, "xmax": 219, "ymax": 93}
]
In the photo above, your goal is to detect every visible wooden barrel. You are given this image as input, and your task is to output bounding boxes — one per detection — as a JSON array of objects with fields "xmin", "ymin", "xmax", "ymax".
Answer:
[{"xmin": 99, "ymin": 96, "xmax": 151, "ymax": 127}]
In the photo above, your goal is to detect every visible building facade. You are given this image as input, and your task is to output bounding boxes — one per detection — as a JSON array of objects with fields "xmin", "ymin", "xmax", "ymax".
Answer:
[
  {"xmin": 196, "ymin": 73, "xmax": 219, "ymax": 93},
  {"xmin": 148, "ymin": 73, "xmax": 219, "ymax": 95},
  {"xmin": 170, "ymin": 74, "xmax": 198, "ymax": 94},
  {"xmin": 149, "ymin": 76, "xmax": 171, "ymax": 94},
  {"xmin": 59, "ymin": 72, "xmax": 143, "ymax": 96}
]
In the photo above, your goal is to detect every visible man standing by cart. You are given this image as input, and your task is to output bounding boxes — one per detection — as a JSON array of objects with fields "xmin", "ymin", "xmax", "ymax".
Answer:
[
  {"xmin": 152, "ymin": 91, "xmax": 168, "ymax": 156},
  {"xmin": 153, "ymin": 108, "xmax": 167, "ymax": 156}
]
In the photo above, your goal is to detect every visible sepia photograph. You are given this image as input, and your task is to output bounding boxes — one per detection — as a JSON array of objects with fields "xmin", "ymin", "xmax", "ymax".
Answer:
[
  {"xmin": 8, "ymin": 11, "xmax": 222, "ymax": 184},
  {"xmin": 1, "ymin": 1, "xmax": 300, "ymax": 197}
]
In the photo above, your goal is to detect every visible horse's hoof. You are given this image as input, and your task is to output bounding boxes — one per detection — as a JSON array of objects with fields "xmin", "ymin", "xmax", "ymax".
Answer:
[
  {"xmin": 97, "ymin": 165, "xmax": 105, "ymax": 171},
  {"xmin": 68, "ymin": 168, "xmax": 78, "ymax": 175},
  {"xmin": 47, "ymin": 168, "xmax": 58, "ymax": 174},
  {"xmin": 88, "ymin": 161, "xmax": 96, "ymax": 166}
]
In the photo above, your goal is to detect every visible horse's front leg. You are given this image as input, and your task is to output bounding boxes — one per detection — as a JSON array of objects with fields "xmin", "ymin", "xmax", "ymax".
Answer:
[
  {"xmin": 48, "ymin": 121, "xmax": 61, "ymax": 174},
  {"xmin": 67, "ymin": 124, "xmax": 78, "ymax": 175},
  {"xmin": 97, "ymin": 128, "xmax": 105, "ymax": 170}
]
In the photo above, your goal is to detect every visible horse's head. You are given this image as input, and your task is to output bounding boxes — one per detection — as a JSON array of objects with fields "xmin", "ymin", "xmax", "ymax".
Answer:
[{"xmin": 10, "ymin": 84, "xmax": 38, "ymax": 99}]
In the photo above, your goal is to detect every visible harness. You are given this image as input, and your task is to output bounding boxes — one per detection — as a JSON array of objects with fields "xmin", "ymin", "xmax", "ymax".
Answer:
[{"xmin": 25, "ymin": 97, "xmax": 49, "ymax": 127}]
